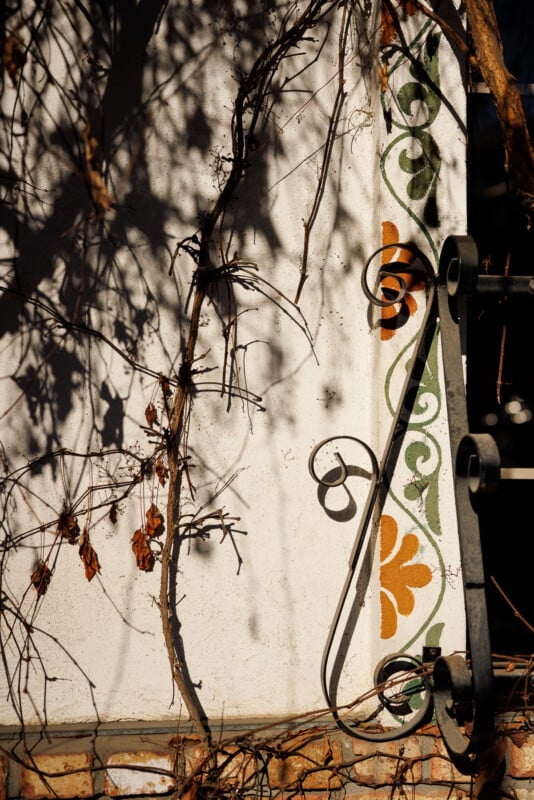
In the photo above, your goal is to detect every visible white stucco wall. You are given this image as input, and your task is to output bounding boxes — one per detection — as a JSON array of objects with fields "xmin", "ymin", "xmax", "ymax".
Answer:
[{"xmin": 0, "ymin": 2, "xmax": 467, "ymax": 729}]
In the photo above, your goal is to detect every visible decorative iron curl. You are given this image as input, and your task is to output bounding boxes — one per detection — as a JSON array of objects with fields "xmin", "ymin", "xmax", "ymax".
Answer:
[
  {"xmin": 308, "ymin": 435, "xmax": 378, "ymax": 489},
  {"xmin": 309, "ymin": 435, "xmax": 433, "ymax": 741},
  {"xmin": 374, "ymin": 652, "xmax": 432, "ymax": 720},
  {"xmin": 309, "ymin": 241, "xmax": 438, "ymax": 741},
  {"xmin": 361, "ymin": 241, "xmax": 435, "ymax": 308}
]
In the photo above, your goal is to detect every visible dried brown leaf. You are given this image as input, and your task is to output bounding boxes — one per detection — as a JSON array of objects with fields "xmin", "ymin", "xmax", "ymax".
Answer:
[
  {"xmin": 57, "ymin": 510, "xmax": 80, "ymax": 544},
  {"xmin": 31, "ymin": 561, "xmax": 51, "ymax": 597},
  {"xmin": 155, "ymin": 459, "xmax": 168, "ymax": 487},
  {"xmin": 83, "ymin": 121, "xmax": 113, "ymax": 210},
  {"xmin": 159, "ymin": 375, "xmax": 171, "ymax": 396},
  {"xmin": 145, "ymin": 402, "xmax": 158, "ymax": 428},
  {"xmin": 131, "ymin": 529, "xmax": 154, "ymax": 571},
  {"xmin": 380, "ymin": 0, "xmax": 418, "ymax": 46},
  {"xmin": 145, "ymin": 504, "xmax": 164, "ymax": 537},
  {"xmin": 378, "ymin": 62, "xmax": 388, "ymax": 94},
  {"xmin": 109, "ymin": 503, "xmax": 118, "ymax": 524},
  {"xmin": 4, "ymin": 35, "xmax": 26, "ymax": 86},
  {"xmin": 79, "ymin": 528, "xmax": 101, "ymax": 581}
]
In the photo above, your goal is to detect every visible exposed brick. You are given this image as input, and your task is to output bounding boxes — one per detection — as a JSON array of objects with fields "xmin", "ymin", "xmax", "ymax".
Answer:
[
  {"xmin": 168, "ymin": 735, "xmax": 208, "ymax": 781},
  {"xmin": 509, "ymin": 738, "xmax": 534, "ymax": 778},
  {"xmin": 183, "ymin": 737, "xmax": 208, "ymax": 776},
  {"xmin": 104, "ymin": 751, "xmax": 175, "ymax": 797},
  {"xmin": 342, "ymin": 788, "xmax": 469, "ymax": 800},
  {"xmin": 510, "ymin": 787, "xmax": 534, "ymax": 800},
  {"xmin": 342, "ymin": 788, "xmax": 398, "ymax": 799},
  {"xmin": 351, "ymin": 737, "xmax": 422, "ymax": 785},
  {"xmin": 413, "ymin": 790, "xmax": 471, "ymax": 799},
  {"xmin": 216, "ymin": 745, "xmax": 257, "ymax": 789},
  {"xmin": 267, "ymin": 731, "xmax": 343, "ymax": 790},
  {"xmin": 20, "ymin": 753, "xmax": 93, "ymax": 799},
  {"xmin": 428, "ymin": 739, "xmax": 470, "ymax": 784},
  {"xmin": 274, "ymin": 793, "xmax": 332, "ymax": 800},
  {"xmin": 0, "ymin": 756, "xmax": 7, "ymax": 800},
  {"xmin": 418, "ymin": 724, "xmax": 440, "ymax": 737}
]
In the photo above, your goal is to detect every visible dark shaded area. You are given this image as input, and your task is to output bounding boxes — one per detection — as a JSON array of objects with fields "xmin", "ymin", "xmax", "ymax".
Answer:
[
  {"xmin": 0, "ymin": 1, "xmax": 288, "ymax": 446},
  {"xmin": 0, "ymin": 0, "xmax": 345, "ymax": 736},
  {"xmin": 467, "ymin": 0, "xmax": 534, "ymax": 655}
]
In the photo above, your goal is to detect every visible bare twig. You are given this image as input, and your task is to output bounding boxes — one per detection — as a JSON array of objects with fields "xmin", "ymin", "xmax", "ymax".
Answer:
[{"xmin": 490, "ymin": 575, "xmax": 534, "ymax": 635}]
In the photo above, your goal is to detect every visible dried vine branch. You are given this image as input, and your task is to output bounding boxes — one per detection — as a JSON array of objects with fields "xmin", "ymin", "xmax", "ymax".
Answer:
[
  {"xmin": 0, "ymin": 0, "xmax": 386, "ymax": 767},
  {"xmin": 490, "ymin": 575, "xmax": 534, "ymax": 635},
  {"xmin": 413, "ymin": 0, "xmax": 534, "ymax": 212},
  {"xmin": 162, "ymin": 0, "xmax": 342, "ymax": 745},
  {"xmin": 465, "ymin": 0, "xmax": 534, "ymax": 210},
  {"xmin": 294, "ymin": 1, "xmax": 352, "ymax": 305},
  {"xmin": 5, "ymin": 3, "xmax": 531, "ymax": 781}
]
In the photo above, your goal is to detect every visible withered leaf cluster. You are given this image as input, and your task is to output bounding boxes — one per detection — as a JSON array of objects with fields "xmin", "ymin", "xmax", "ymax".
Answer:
[
  {"xmin": 3, "ymin": 35, "xmax": 26, "ymax": 86},
  {"xmin": 57, "ymin": 510, "xmax": 80, "ymax": 544},
  {"xmin": 31, "ymin": 561, "xmax": 51, "ymax": 597},
  {"xmin": 155, "ymin": 459, "xmax": 168, "ymax": 487},
  {"xmin": 145, "ymin": 402, "xmax": 158, "ymax": 428},
  {"xmin": 79, "ymin": 528, "xmax": 101, "ymax": 581},
  {"xmin": 131, "ymin": 504, "xmax": 164, "ymax": 572}
]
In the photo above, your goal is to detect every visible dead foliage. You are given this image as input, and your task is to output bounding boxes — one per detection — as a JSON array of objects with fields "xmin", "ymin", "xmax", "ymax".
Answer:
[{"xmin": 79, "ymin": 528, "xmax": 101, "ymax": 581}]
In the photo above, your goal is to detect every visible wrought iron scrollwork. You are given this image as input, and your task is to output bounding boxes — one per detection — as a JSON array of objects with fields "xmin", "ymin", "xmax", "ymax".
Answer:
[
  {"xmin": 309, "ymin": 435, "xmax": 434, "ymax": 741},
  {"xmin": 309, "ymin": 243, "xmax": 437, "ymax": 742},
  {"xmin": 361, "ymin": 241, "xmax": 431, "ymax": 307},
  {"xmin": 310, "ymin": 235, "xmax": 528, "ymax": 772}
]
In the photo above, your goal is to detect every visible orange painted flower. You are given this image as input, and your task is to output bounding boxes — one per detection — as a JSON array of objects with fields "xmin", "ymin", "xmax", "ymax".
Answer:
[
  {"xmin": 380, "ymin": 514, "xmax": 432, "ymax": 639},
  {"xmin": 380, "ymin": 221, "xmax": 426, "ymax": 341}
]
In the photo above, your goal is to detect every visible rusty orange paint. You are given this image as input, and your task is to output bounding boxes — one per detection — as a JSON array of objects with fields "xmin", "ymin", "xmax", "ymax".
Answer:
[{"xmin": 380, "ymin": 515, "xmax": 432, "ymax": 639}]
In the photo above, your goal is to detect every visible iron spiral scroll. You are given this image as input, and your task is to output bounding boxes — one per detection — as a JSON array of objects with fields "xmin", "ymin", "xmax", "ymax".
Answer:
[{"xmin": 309, "ymin": 238, "xmax": 501, "ymax": 773}]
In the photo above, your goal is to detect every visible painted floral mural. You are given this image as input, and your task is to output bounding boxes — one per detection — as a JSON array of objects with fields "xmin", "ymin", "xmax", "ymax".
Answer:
[
  {"xmin": 379, "ymin": 514, "xmax": 432, "ymax": 639},
  {"xmin": 379, "ymin": 221, "xmax": 427, "ymax": 340}
]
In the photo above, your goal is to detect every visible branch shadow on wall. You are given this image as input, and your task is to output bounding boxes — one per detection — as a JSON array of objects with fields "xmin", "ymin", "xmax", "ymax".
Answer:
[{"xmin": 0, "ymin": 0, "xmax": 349, "ymax": 736}]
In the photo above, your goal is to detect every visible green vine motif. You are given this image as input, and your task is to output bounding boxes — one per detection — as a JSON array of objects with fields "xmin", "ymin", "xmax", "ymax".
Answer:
[
  {"xmin": 380, "ymin": 29, "xmax": 443, "ymax": 258},
  {"xmin": 377, "ymin": 24, "xmax": 456, "ymax": 707},
  {"xmin": 392, "ymin": 623, "xmax": 445, "ymax": 716},
  {"xmin": 385, "ymin": 328, "xmax": 441, "ymax": 427},
  {"xmin": 381, "ymin": 20, "xmax": 445, "ymax": 541},
  {"xmin": 382, "ymin": 328, "xmax": 446, "ymax": 662},
  {"xmin": 394, "ymin": 32, "xmax": 442, "ymax": 131},
  {"xmin": 382, "ymin": 481, "xmax": 447, "ymax": 655},
  {"xmin": 403, "ymin": 433, "xmax": 442, "ymax": 538},
  {"xmin": 398, "ymin": 129, "xmax": 441, "ymax": 229},
  {"xmin": 385, "ymin": 326, "xmax": 442, "ymax": 538}
]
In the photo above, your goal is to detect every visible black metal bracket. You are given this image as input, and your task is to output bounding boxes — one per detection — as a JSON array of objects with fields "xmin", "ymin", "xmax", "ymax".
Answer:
[
  {"xmin": 309, "ymin": 235, "xmax": 532, "ymax": 774},
  {"xmin": 434, "ymin": 235, "xmax": 534, "ymax": 771}
]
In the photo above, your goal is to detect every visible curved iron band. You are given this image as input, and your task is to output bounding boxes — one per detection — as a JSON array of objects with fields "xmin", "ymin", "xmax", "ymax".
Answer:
[
  {"xmin": 374, "ymin": 652, "xmax": 429, "ymax": 717},
  {"xmin": 434, "ymin": 237, "xmax": 496, "ymax": 773},
  {"xmin": 442, "ymin": 232, "xmax": 534, "ymax": 300},
  {"xmin": 433, "ymin": 654, "xmax": 477, "ymax": 768},
  {"xmin": 309, "ymin": 243, "xmax": 437, "ymax": 741},
  {"xmin": 433, "ymin": 434, "xmax": 499, "ymax": 772}
]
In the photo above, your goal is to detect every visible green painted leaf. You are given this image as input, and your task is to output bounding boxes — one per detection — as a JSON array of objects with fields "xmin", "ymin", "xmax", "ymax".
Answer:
[
  {"xmin": 425, "ymin": 622, "xmax": 445, "ymax": 648},
  {"xmin": 399, "ymin": 130, "xmax": 441, "ymax": 201},
  {"xmin": 397, "ymin": 32, "xmax": 441, "ymax": 128},
  {"xmin": 400, "ymin": 678, "xmax": 425, "ymax": 710}
]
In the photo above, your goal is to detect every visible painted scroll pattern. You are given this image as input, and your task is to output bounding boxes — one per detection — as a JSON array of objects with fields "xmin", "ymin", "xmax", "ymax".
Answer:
[
  {"xmin": 376, "ymin": 18, "xmax": 452, "ymax": 654},
  {"xmin": 380, "ymin": 23, "xmax": 442, "ymax": 261}
]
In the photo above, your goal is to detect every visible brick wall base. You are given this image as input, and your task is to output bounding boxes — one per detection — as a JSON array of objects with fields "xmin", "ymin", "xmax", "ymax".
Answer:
[{"xmin": 1, "ymin": 719, "xmax": 533, "ymax": 799}]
